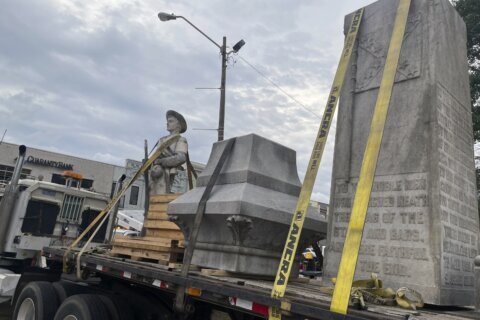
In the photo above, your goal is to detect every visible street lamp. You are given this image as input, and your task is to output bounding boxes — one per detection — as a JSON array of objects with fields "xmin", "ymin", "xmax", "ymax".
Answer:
[{"xmin": 158, "ymin": 12, "xmax": 245, "ymax": 141}]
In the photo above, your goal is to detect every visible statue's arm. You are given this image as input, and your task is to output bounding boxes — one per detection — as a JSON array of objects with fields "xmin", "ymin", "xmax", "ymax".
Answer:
[
  {"xmin": 157, "ymin": 152, "xmax": 186, "ymax": 167},
  {"xmin": 157, "ymin": 137, "xmax": 188, "ymax": 168}
]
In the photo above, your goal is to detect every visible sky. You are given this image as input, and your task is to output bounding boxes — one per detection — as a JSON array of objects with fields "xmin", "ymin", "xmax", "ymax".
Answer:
[{"xmin": 1, "ymin": 0, "xmax": 381, "ymax": 203}]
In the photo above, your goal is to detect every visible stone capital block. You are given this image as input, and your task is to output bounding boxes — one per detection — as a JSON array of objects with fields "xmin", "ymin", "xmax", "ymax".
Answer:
[{"xmin": 168, "ymin": 134, "xmax": 327, "ymax": 276}]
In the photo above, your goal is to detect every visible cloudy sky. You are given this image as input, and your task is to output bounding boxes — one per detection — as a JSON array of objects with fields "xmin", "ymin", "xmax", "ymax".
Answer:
[{"xmin": 0, "ymin": 0, "xmax": 376, "ymax": 203}]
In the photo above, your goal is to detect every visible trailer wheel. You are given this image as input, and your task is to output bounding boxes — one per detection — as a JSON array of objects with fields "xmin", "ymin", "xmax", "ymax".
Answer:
[
  {"xmin": 12, "ymin": 281, "xmax": 59, "ymax": 320},
  {"xmin": 52, "ymin": 281, "xmax": 90, "ymax": 303},
  {"xmin": 98, "ymin": 295, "xmax": 136, "ymax": 320},
  {"xmin": 54, "ymin": 294, "xmax": 110, "ymax": 320}
]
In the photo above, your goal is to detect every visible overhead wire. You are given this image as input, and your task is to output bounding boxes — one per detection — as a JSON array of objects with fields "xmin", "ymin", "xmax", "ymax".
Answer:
[{"xmin": 236, "ymin": 54, "xmax": 322, "ymax": 119}]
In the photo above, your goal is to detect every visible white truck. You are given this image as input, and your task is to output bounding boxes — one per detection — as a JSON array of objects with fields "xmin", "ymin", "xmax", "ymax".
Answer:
[{"xmin": 0, "ymin": 145, "xmax": 111, "ymax": 303}]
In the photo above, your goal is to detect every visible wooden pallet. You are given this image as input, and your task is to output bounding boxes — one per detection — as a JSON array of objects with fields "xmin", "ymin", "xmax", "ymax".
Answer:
[
  {"xmin": 111, "ymin": 194, "xmax": 185, "ymax": 264},
  {"xmin": 111, "ymin": 236, "xmax": 184, "ymax": 264},
  {"xmin": 113, "ymin": 236, "xmax": 184, "ymax": 250}
]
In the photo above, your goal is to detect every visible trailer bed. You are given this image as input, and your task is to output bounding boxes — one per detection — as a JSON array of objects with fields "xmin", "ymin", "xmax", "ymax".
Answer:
[{"xmin": 43, "ymin": 246, "xmax": 478, "ymax": 320}]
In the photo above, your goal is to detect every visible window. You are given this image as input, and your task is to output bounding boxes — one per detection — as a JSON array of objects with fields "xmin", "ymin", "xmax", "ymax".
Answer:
[
  {"xmin": 80, "ymin": 209, "xmax": 107, "ymax": 242},
  {"xmin": 119, "ymin": 195, "xmax": 125, "ymax": 209},
  {"xmin": 0, "ymin": 164, "xmax": 31, "ymax": 182},
  {"xmin": 319, "ymin": 207, "xmax": 328, "ymax": 219},
  {"xmin": 21, "ymin": 200, "xmax": 60, "ymax": 235},
  {"xmin": 52, "ymin": 174, "xmax": 93, "ymax": 189},
  {"xmin": 129, "ymin": 186, "xmax": 139, "ymax": 206},
  {"xmin": 51, "ymin": 174, "xmax": 66, "ymax": 185},
  {"xmin": 59, "ymin": 194, "xmax": 84, "ymax": 222},
  {"xmin": 110, "ymin": 182, "xmax": 117, "ymax": 199},
  {"xmin": 81, "ymin": 179, "xmax": 93, "ymax": 189}
]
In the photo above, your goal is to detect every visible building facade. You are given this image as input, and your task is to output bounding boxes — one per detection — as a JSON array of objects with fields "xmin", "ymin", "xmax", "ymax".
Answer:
[
  {"xmin": 0, "ymin": 142, "xmax": 116, "ymax": 197},
  {"xmin": 0, "ymin": 142, "xmax": 205, "ymax": 212}
]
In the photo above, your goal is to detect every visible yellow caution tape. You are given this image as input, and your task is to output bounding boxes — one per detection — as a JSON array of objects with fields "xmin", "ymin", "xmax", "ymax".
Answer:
[
  {"xmin": 268, "ymin": 8, "xmax": 365, "ymax": 320},
  {"xmin": 330, "ymin": 0, "xmax": 412, "ymax": 315}
]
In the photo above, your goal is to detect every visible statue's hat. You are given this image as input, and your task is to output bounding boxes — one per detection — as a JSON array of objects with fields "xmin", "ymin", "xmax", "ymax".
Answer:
[{"xmin": 166, "ymin": 110, "xmax": 187, "ymax": 133}]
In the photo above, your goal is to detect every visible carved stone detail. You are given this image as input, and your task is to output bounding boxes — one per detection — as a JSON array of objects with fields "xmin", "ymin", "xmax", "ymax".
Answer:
[
  {"xmin": 226, "ymin": 215, "xmax": 253, "ymax": 246},
  {"xmin": 355, "ymin": 12, "xmax": 422, "ymax": 92},
  {"xmin": 169, "ymin": 215, "xmax": 189, "ymax": 239}
]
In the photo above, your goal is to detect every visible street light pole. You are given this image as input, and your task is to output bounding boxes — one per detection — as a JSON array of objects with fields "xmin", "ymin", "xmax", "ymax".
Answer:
[
  {"xmin": 218, "ymin": 36, "xmax": 227, "ymax": 141},
  {"xmin": 158, "ymin": 12, "xmax": 245, "ymax": 141}
]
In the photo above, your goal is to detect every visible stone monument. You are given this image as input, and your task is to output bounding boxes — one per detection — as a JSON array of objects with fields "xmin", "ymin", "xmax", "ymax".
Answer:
[
  {"xmin": 168, "ymin": 134, "xmax": 327, "ymax": 276},
  {"xmin": 324, "ymin": 0, "xmax": 479, "ymax": 305}
]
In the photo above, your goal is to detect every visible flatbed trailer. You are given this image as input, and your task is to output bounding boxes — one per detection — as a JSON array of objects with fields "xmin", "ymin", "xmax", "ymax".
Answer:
[{"xmin": 18, "ymin": 246, "xmax": 474, "ymax": 320}]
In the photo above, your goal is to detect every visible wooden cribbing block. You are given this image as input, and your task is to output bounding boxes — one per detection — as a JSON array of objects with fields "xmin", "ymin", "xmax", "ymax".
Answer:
[
  {"xmin": 150, "ymin": 194, "xmax": 180, "ymax": 203},
  {"xmin": 148, "ymin": 203, "xmax": 169, "ymax": 213},
  {"xmin": 143, "ymin": 220, "xmax": 181, "ymax": 230},
  {"xmin": 147, "ymin": 211, "xmax": 169, "ymax": 220},
  {"xmin": 145, "ymin": 229, "xmax": 184, "ymax": 240}
]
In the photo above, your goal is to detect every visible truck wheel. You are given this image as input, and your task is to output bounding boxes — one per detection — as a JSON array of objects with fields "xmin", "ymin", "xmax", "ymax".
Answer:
[
  {"xmin": 52, "ymin": 281, "xmax": 90, "ymax": 303},
  {"xmin": 54, "ymin": 294, "xmax": 110, "ymax": 320},
  {"xmin": 99, "ymin": 295, "xmax": 135, "ymax": 320},
  {"xmin": 12, "ymin": 281, "xmax": 59, "ymax": 320}
]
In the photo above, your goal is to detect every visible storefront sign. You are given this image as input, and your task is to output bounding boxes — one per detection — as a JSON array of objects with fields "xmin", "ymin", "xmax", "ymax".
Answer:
[{"xmin": 26, "ymin": 156, "xmax": 74, "ymax": 170}]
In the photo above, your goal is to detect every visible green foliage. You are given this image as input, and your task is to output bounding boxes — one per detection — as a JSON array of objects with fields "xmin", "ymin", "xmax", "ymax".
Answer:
[{"xmin": 453, "ymin": 0, "xmax": 480, "ymax": 140}]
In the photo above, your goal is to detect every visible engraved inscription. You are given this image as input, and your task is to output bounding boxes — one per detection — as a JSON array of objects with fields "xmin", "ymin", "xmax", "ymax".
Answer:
[
  {"xmin": 436, "ymin": 83, "xmax": 479, "ymax": 288},
  {"xmin": 329, "ymin": 173, "xmax": 431, "ymax": 281},
  {"xmin": 383, "ymin": 262, "xmax": 409, "ymax": 277},
  {"xmin": 359, "ymin": 260, "xmax": 380, "ymax": 273}
]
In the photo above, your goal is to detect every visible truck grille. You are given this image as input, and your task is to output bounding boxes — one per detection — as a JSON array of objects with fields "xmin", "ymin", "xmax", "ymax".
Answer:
[{"xmin": 60, "ymin": 194, "xmax": 84, "ymax": 222}]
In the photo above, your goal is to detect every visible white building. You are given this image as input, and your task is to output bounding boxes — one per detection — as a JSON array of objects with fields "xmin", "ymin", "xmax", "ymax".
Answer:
[
  {"xmin": 0, "ymin": 142, "xmax": 116, "ymax": 197},
  {"xmin": 0, "ymin": 141, "xmax": 204, "ymax": 213}
]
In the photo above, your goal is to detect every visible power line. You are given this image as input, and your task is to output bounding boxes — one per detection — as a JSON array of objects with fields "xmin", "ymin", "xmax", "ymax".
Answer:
[{"xmin": 236, "ymin": 55, "xmax": 321, "ymax": 119}]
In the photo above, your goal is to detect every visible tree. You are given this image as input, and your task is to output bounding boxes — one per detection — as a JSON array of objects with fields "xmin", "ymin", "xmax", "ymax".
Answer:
[{"xmin": 453, "ymin": 0, "xmax": 480, "ymax": 140}]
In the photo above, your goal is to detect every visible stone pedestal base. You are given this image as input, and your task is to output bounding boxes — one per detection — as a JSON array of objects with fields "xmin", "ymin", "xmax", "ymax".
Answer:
[{"xmin": 168, "ymin": 134, "xmax": 327, "ymax": 276}]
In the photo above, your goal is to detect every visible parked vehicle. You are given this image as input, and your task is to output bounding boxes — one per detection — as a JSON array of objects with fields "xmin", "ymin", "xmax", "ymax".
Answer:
[{"xmin": 0, "ymin": 146, "xmax": 111, "ymax": 303}]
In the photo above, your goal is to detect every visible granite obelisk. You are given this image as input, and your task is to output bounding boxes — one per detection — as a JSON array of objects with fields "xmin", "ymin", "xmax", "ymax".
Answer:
[{"xmin": 324, "ymin": 0, "xmax": 479, "ymax": 305}]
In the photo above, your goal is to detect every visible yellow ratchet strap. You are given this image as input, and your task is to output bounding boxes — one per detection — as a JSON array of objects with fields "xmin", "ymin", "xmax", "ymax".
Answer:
[
  {"xmin": 268, "ymin": 8, "xmax": 364, "ymax": 320},
  {"xmin": 330, "ymin": 0, "xmax": 411, "ymax": 314}
]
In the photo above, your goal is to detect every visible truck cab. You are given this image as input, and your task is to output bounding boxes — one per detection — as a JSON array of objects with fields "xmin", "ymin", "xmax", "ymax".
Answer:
[{"xmin": 0, "ymin": 177, "xmax": 110, "ymax": 263}]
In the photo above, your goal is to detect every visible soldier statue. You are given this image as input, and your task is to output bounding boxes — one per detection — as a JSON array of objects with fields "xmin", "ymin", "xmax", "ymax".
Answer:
[{"xmin": 149, "ymin": 110, "xmax": 188, "ymax": 195}]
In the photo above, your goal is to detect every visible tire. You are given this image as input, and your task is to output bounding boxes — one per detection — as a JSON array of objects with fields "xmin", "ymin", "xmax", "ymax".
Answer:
[
  {"xmin": 52, "ymin": 281, "xmax": 90, "ymax": 303},
  {"xmin": 54, "ymin": 294, "xmax": 110, "ymax": 320},
  {"xmin": 99, "ymin": 295, "xmax": 135, "ymax": 320},
  {"xmin": 12, "ymin": 281, "xmax": 59, "ymax": 320}
]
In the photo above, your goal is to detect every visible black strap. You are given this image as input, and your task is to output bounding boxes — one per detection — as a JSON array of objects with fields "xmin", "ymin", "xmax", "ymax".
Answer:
[
  {"xmin": 186, "ymin": 152, "xmax": 197, "ymax": 190},
  {"xmin": 174, "ymin": 138, "xmax": 235, "ymax": 313}
]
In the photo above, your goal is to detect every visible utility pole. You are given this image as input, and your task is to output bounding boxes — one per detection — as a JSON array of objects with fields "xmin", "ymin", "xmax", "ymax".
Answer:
[{"xmin": 218, "ymin": 36, "xmax": 227, "ymax": 141}]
